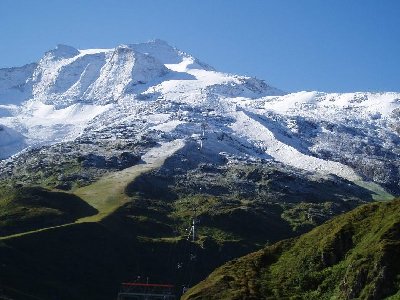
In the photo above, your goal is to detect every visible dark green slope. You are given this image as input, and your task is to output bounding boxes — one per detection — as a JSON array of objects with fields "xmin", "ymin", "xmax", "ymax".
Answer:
[
  {"xmin": 0, "ymin": 186, "xmax": 97, "ymax": 236},
  {"xmin": 183, "ymin": 199, "xmax": 400, "ymax": 300},
  {"xmin": 0, "ymin": 204, "xmax": 257, "ymax": 300}
]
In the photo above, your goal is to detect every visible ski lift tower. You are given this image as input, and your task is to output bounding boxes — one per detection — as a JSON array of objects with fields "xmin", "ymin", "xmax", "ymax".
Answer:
[{"xmin": 186, "ymin": 207, "xmax": 199, "ymax": 242}]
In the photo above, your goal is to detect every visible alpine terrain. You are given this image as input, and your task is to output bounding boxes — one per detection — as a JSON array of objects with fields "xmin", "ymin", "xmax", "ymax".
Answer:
[{"xmin": 0, "ymin": 40, "xmax": 399, "ymax": 299}]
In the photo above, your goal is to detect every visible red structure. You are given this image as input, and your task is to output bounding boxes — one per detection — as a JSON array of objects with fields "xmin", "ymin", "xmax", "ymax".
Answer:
[{"xmin": 117, "ymin": 283, "xmax": 176, "ymax": 300}]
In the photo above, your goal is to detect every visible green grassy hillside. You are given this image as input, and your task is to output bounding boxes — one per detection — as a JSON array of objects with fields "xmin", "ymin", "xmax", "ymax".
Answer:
[
  {"xmin": 0, "ymin": 187, "xmax": 97, "ymax": 236},
  {"xmin": 183, "ymin": 199, "xmax": 400, "ymax": 300}
]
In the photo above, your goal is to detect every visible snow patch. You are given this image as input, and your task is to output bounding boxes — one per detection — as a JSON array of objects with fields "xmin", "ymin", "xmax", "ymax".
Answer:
[
  {"xmin": 142, "ymin": 139, "xmax": 186, "ymax": 164},
  {"xmin": 150, "ymin": 120, "xmax": 185, "ymax": 133},
  {"xmin": 231, "ymin": 110, "xmax": 361, "ymax": 181}
]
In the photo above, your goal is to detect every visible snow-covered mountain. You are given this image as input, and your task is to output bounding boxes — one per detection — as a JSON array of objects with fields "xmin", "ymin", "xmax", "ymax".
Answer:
[{"xmin": 0, "ymin": 40, "xmax": 399, "ymax": 195}]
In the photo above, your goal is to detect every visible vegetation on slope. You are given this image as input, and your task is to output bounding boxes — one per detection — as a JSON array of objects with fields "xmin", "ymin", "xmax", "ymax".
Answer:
[
  {"xmin": 123, "ymin": 155, "xmax": 373, "ymax": 245},
  {"xmin": 0, "ymin": 142, "xmax": 387, "ymax": 300},
  {"xmin": 0, "ymin": 186, "xmax": 97, "ymax": 236},
  {"xmin": 0, "ymin": 207, "xmax": 258, "ymax": 300},
  {"xmin": 183, "ymin": 199, "xmax": 400, "ymax": 300}
]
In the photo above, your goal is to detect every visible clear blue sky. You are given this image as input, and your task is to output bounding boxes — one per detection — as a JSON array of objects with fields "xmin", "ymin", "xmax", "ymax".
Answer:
[{"xmin": 0, "ymin": 0, "xmax": 399, "ymax": 92}]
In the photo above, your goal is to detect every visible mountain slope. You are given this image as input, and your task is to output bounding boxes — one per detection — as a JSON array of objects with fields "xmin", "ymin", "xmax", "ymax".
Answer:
[
  {"xmin": 183, "ymin": 199, "xmax": 400, "ymax": 300},
  {"xmin": 0, "ymin": 40, "xmax": 399, "ymax": 300},
  {"xmin": 0, "ymin": 41, "xmax": 398, "ymax": 197}
]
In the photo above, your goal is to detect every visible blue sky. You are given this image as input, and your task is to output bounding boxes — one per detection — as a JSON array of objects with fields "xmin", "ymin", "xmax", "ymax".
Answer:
[{"xmin": 0, "ymin": 0, "xmax": 399, "ymax": 92}]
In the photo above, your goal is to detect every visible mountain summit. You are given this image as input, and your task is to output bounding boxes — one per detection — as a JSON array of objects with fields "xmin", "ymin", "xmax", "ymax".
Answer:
[
  {"xmin": 0, "ymin": 40, "xmax": 399, "ymax": 196},
  {"xmin": 0, "ymin": 40, "xmax": 279, "ymax": 107}
]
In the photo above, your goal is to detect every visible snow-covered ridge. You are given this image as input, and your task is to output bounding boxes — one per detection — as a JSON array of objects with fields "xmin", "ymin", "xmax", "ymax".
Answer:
[
  {"xmin": 0, "ymin": 63, "xmax": 36, "ymax": 105},
  {"xmin": 28, "ymin": 43, "xmax": 172, "ymax": 106},
  {"xmin": 231, "ymin": 109, "xmax": 361, "ymax": 181},
  {"xmin": 0, "ymin": 40, "xmax": 282, "ymax": 107},
  {"xmin": 0, "ymin": 40, "xmax": 399, "ymax": 195}
]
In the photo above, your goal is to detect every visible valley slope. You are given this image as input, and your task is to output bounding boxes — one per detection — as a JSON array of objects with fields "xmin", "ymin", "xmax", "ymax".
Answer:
[{"xmin": 183, "ymin": 199, "xmax": 400, "ymax": 300}]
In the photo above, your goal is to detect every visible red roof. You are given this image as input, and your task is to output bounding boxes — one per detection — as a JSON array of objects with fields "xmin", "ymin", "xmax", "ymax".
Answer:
[{"xmin": 121, "ymin": 283, "xmax": 174, "ymax": 288}]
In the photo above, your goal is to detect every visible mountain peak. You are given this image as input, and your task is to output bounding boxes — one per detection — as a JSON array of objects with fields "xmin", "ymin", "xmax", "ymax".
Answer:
[
  {"xmin": 148, "ymin": 38, "xmax": 171, "ymax": 46},
  {"xmin": 127, "ymin": 40, "xmax": 213, "ymax": 70},
  {"xmin": 46, "ymin": 44, "xmax": 79, "ymax": 59}
]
